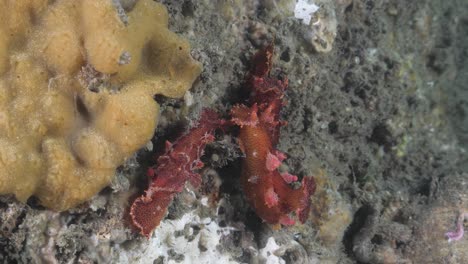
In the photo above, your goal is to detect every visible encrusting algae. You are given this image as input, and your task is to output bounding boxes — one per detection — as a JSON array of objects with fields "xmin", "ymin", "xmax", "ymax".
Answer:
[{"xmin": 0, "ymin": 0, "xmax": 201, "ymax": 211}]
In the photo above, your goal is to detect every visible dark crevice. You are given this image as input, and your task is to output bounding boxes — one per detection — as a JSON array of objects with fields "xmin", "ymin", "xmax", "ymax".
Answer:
[
  {"xmin": 343, "ymin": 204, "xmax": 374, "ymax": 261},
  {"xmin": 75, "ymin": 96, "xmax": 91, "ymax": 122}
]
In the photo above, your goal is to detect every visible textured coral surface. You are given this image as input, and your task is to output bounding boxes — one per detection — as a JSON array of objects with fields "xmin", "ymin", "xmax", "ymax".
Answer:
[{"xmin": 0, "ymin": 0, "xmax": 201, "ymax": 210}]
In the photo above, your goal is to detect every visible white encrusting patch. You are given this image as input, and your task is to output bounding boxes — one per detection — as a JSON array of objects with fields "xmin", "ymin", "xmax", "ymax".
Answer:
[
  {"xmin": 118, "ymin": 211, "xmax": 237, "ymax": 264},
  {"xmin": 294, "ymin": 0, "xmax": 320, "ymax": 25}
]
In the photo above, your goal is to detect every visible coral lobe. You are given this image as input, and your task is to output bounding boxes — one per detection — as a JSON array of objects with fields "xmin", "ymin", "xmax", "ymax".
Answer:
[{"xmin": 0, "ymin": 0, "xmax": 201, "ymax": 210}]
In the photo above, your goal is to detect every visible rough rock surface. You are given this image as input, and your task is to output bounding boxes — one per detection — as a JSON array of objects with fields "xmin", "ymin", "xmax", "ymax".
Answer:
[{"xmin": 1, "ymin": 0, "xmax": 467, "ymax": 263}]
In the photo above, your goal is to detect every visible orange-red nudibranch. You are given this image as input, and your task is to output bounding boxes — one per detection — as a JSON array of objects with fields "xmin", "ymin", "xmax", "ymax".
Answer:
[{"xmin": 231, "ymin": 44, "xmax": 316, "ymax": 226}]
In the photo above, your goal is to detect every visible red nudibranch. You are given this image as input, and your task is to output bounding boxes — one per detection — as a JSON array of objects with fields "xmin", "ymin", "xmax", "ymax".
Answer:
[
  {"xmin": 231, "ymin": 44, "xmax": 316, "ymax": 226},
  {"xmin": 130, "ymin": 110, "xmax": 223, "ymax": 237},
  {"xmin": 130, "ymin": 45, "xmax": 316, "ymax": 237}
]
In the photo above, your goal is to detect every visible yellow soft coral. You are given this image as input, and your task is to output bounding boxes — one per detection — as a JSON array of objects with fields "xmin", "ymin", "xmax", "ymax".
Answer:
[{"xmin": 0, "ymin": 0, "xmax": 201, "ymax": 210}]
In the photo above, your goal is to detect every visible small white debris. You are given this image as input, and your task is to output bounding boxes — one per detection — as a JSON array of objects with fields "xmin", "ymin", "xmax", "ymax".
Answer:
[
  {"xmin": 248, "ymin": 175, "xmax": 259, "ymax": 184},
  {"xmin": 294, "ymin": 0, "xmax": 320, "ymax": 25},
  {"xmin": 259, "ymin": 237, "xmax": 285, "ymax": 264},
  {"xmin": 299, "ymin": 0, "xmax": 338, "ymax": 53},
  {"xmin": 145, "ymin": 140, "xmax": 153, "ymax": 151},
  {"xmin": 184, "ymin": 91, "xmax": 194, "ymax": 106},
  {"xmin": 200, "ymin": 197, "xmax": 209, "ymax": 206}
]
